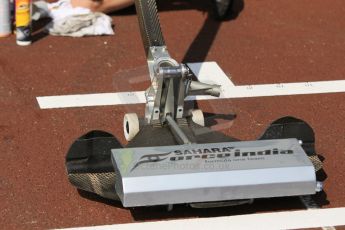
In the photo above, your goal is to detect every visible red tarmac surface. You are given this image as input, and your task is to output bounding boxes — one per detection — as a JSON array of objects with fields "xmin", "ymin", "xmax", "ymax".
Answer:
[{"xmin": 1, "ymin": 0, "xmax": 345, "ymax": 229}]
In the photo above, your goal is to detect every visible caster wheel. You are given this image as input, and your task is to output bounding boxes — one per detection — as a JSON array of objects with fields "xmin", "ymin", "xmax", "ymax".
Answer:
[
  {"xmin": 190, "ymin": 109, "xmax": 205, "ymax": 126},
  {"xmin": 123, "ymin": 113, "xmax": 140, "ymax": 141}
]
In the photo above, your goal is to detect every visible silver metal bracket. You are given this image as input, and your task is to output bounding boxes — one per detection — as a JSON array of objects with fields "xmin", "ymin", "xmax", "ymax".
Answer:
[{"xmin": 135, "ymin": 0, "xmax": 221, "ymax": 133}]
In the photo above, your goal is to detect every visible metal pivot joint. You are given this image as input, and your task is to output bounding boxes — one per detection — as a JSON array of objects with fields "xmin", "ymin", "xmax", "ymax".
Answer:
[{"xmin": 133, "ymin": 0, "xmax": 221, "ymax": 126}]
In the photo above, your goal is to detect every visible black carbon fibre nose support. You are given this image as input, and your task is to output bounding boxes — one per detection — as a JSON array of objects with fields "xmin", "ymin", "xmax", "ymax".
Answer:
[{"xmin": 134, "ymin": 0, "xmax": 166, "ymax": 56}]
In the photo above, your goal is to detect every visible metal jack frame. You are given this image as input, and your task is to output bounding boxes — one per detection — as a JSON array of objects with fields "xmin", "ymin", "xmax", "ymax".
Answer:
[
  {"xmin": 65, "ymin": 0, "xmax": 325, "ymax": 209},
  {"xmin": 123, "ymin": 0, "xmax": 222, "ymax": 143}
]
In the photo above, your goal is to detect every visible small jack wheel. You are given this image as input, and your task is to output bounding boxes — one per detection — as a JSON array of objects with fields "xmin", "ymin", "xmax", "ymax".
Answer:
[
  {"xmin": 190, "ymin": 109, "xmax": 205, "ymax": 126},
  {"xmin": 123, "ymin": 113, "xmax": 140, "ymax": 141}
]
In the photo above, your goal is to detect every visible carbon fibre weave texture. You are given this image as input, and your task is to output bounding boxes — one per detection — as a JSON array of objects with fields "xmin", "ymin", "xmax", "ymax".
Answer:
[
  {"xmin": 68, "ymin": 172, "xmax": 119, "ymax": 200},
  {"xmin": 134, "ymin": 0, "xmax": 166, "ymax": 54},
  {"xmin": 308, "ymin": 155, "xmax": 323, "ymax": 172}
]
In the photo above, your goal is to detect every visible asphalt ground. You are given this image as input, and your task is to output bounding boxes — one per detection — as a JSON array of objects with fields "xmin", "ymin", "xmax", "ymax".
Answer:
[{"xmin": 0, "ymin": 0, "xmax": 345, "ymax": 229}]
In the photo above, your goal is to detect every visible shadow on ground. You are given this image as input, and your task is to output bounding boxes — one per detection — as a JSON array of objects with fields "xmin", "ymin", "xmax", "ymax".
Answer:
[
  {"xmin": 32, "ymin": 18, "xmax": 51, "ymax": 43},
  {"xmin": 112, "ymin": 0, "xmax": 245, "ymax": 62}
]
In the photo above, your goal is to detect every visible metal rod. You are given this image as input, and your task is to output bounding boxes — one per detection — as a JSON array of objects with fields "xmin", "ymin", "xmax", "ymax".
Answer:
[{"xmin": 166, "ymin": 115, "xmax": 191, "ymax": 145}]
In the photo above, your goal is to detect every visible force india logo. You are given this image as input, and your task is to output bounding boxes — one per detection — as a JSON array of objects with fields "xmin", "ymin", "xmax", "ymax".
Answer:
[{"xmin": 130, "ymin": 146, "xmax": 294, "ymax": 172}]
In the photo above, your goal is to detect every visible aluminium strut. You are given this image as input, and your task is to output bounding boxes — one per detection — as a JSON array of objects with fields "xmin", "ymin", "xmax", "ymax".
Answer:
[{"xmin": 133, "ymin": 0, "xmax": 221, "ymax": 125}]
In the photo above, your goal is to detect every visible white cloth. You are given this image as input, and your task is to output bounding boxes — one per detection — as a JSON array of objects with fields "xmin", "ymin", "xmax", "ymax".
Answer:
[
  {"xmin": 47, "ymin": 12, "xmax": 115, "ymax": 37},
  {"xmin": 47, "ymin": 0, "xmax": 91, "ymax": 21},
  {"xmin": 34, "ymin": 0, "xmax": 115, "ymax": 37}
]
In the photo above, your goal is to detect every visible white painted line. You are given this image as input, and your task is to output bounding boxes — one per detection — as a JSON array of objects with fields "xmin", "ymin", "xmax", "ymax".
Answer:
[
  {"xmin": 37, "ymin": 62, "xmax": 233, "ymax": 109},
  {"xmin": 62, "ymin": 207, "xmax": 345, "ymax": 230},
  {"xmin": 38, "ymin": 79, "xmax": 345, "ymax": 109},
  {"xmin": 223, "ymin": 80, "xmax": 345, "ymax": 98},
  {"xmin": 187, "ymin": 62, "xmax": 235, "ymax": 87},
  {"xmin": 299, "ymin": 196, "xmax": 336, "ymax": 230},
  {"xmin": 37, "ymin": 91, "xmax": 146, "ymax": 109},
  {"xmin": 36, "ymin": 62, "xmax": 345, "ymax": 109}
]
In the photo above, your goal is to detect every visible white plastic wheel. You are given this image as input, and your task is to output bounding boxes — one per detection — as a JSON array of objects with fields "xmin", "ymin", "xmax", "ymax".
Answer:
[
  {"xmin": 123, "ymin": 113, "xmax": 140, "ymax": 141},
  {"xmin": 191, "ymin": 109, "xmax": 205, "ymax": 126}
]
